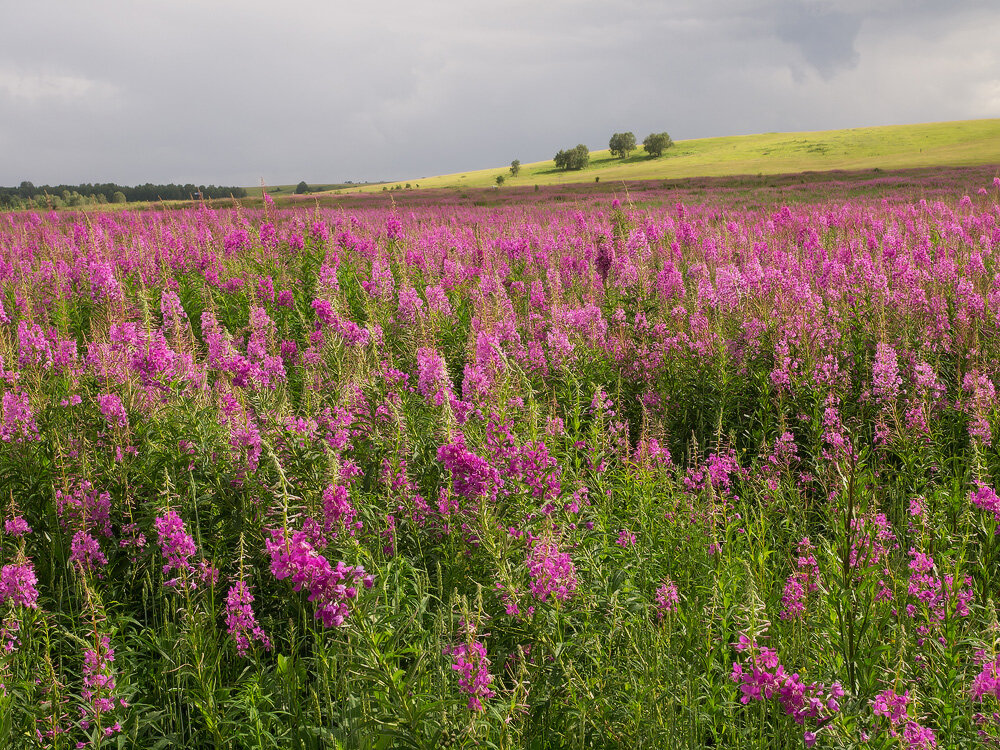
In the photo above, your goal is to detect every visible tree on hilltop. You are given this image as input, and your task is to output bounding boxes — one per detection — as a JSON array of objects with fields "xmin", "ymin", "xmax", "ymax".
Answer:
[
  {"xmin": 295, "ymin": 181, "xmax": 309, "ymax": 194},
  {"xmin": 554, "ymin": 144, "xmax": 590, "ymax": 171},
  {"xmin": 609, "ymin": 132, "xmax": 636, "ymax": 158},
  {"xmin": 510, "ymin": 159, "xmax": 521, "ymax": 177},
  {"xmin": 642, "ymin": 132, "xmax": 673, "ymax": 157}
]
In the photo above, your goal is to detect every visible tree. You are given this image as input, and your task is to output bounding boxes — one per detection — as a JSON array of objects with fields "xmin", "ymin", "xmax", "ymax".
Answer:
[
  {"xmin": 609, "ymin": 132, "xmax": 636, "ymax": 158},
  {"xmin": 642, "ymin": 132, "xmax": 673, "ymax": 158},
  {"xmin": 495, "ymin": 174, "xmax": 505, "ymax": 187},
  {"xmin": 510, "ymin": 160, "xmax": 521, "ymax": 177},
  {"xmin": 295, "ymin": 181, "xmax": 309, "ymax": 194},
  {"xmin": 554, "ymin": 144, "xmax": 590, "ymax": 170},
  {"xmin": 111, "ymin": 191, "xmax": 127, "ymax": 204}
]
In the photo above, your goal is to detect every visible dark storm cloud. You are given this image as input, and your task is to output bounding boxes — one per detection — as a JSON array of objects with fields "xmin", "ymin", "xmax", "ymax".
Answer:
[
  {"xmin": 0, "ymin": 0, "xmax": 997, "ymax": 187},
  {"xmin": 772, "ymin": 2, "xmax": 862, "ymax": 78}
]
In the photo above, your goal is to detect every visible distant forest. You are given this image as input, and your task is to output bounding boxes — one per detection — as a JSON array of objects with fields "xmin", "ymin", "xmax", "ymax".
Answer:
[{"xmin": 0, "ymin": 181, "xmax": 247, "ymax": 209}]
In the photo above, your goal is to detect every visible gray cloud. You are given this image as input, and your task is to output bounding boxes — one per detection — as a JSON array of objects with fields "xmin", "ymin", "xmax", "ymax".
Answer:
[{"xmin": 0, "ymin": 0, "xmax": 997, "ymax": 186}]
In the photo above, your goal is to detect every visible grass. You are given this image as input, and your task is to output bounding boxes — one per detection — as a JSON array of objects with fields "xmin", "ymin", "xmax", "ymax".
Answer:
[
  {"xmin": 244, "ymin": 183, "xmax": 383, "ymax": 198},
  {"xmin": 336, "ymin": 118, "xmax": 1000, "ymax": 193}
]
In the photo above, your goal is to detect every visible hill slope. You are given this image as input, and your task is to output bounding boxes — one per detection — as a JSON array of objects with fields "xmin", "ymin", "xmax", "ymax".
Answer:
[{"xmin": 340, "ymin": 119, "xmax": 1000, "ymax": 193}]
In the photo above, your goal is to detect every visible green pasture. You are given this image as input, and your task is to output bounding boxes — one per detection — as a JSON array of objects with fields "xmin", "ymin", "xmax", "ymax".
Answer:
[{"xmin": 338, "ymin": 118, "xmax": 1000, "ymax": 193}]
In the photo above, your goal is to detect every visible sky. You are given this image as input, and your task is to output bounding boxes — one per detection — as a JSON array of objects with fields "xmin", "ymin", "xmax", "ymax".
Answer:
[{"xmin": 2, "ymin": 0, "xmax": 999, "ymax": 188}]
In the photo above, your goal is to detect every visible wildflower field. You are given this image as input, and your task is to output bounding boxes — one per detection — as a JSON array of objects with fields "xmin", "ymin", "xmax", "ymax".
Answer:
[{"xmin": 3, "ymin": 172, "xmax": 1000, "ymax": 748}]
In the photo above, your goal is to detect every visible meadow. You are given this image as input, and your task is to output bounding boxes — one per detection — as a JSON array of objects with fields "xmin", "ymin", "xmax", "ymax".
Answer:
[
  {"xmin": 355, "ymin": 119, "xmax": 1000, "ymax": 193},
  {"xmin": 1, "ymin": 168, "xmax": 1000, "ymax": 748}
]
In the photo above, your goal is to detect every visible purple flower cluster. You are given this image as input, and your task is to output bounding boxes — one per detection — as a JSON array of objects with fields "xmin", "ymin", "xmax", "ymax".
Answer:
[
  {"xmin": 871, "ymin": 342, "xmax": 903, "ymax": 404},
  {"xmin": 0, "ymin": 391, "xmax": 40, "ymax": 443},
  {"xmin": 780, "ymin": 537, "xmax": 820, "ymax": 620},
  {"xmin": 70, "ymin": 531, "xmax": 108, "ymax": 575},
  {"xmin": 447, "ymin": 638, "xmax": 496, "ymax": 711},
  {"xmin": 731, "ymin": 635, "xmax": 842, "ymax": 747},
  {"xmin": 527, "ymin": 538, "xmax": 577, "ymax": 603},
  {"xmin": 970, "ymin": 482, "xmax": 1000, "ymax": 529},
  {"xmin": 55, "ymin": 481, "xmax": 113, "ymax": 538},
  {"xmin": 871, "ymin": 688, "xmax": 937, "ymax": 749},
  {"xmin": 437, "ymin": 435, "xmax": 501, "ymax": 500},
  {"xmin": 972, "ymin": 652, "xmax": 1000, "ymax": 705},
  {"xmin": 416, "ymin": 347, "xmax": 453, "ymax": 406},
  {"xmin": 225, "ymin": 581, "xmax": 271, "ymax": 657},
  {"xmin": 321, "ymin": 484, "xmax": 361, "ymax": 537},
  {"xmin": 79, "ymin": 633, "xmax": 125, "ymax": 742},
  {"xmin": 4, "ymin": 515, "xmax": 31, "ymax": 537},
  {"xmin": 906, "ymin": 549, "xmax": 973, "ymax": 628},
  {"xmin": 265, "ymin": 528, "xmax": 373, "ymax": 628},
  {"xmin": 655, "ymin": 578, "xmax": 679, "ymax": 618},
  {"xmin": 154, "ymin": 511, "xmax": 198, "ymax": 589},
  {"xmin": 0, "ymin": 560, "xmax": 39, "ymax": 609},
  {"xmin": 96, "ymin": 392, "xmax": 128, "ymax": 429}
]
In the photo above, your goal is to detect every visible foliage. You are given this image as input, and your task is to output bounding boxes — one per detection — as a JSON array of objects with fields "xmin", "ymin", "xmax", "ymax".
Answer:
[
  {"xmin": 554, "ymin": 144, "xmax": 590, "ymax": 170},
  {"xmin": 609, "ymin": 132, "xmax": 637, "ymax": 158},
  {"xmin": 642, "ymin": 131, "xmax": 673, "ymax": 157},
  {"xmin": 0, "ymin": 181, "xmax": 247, "ymax": 208},
  {"xmin": 0, "ymin": 175, "xmax": 999, "ymax": 748}
]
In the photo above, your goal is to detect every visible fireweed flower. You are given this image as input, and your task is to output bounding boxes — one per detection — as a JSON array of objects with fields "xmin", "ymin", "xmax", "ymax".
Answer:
[
  {"xmin": 79, "ymin": 633, "xmax": 125, "ymax": 742},
  {"xmin": 154, "ymin": 511, "xmax": 197, "ymax": 590},
  {"xmin": 0, "ymin": 391, "xmax": 40, "ymax": 443},
  {"xmin": 321, "ymin": 484, "xmax": 361, "ymax": 537},
  {"xmin": 655, "ymin": 579, "xmax": 680, "ymax": 618},
  {"xmin": 527, "ymin": 538, "xmax": 577, "ymax": 603},
  {"xmin": 780, "ymin": 537, "xmax": 820, "ymax": 620},
  {"xmin": 437, "ymin": 435, "xmax": 501, "ymax": 501},
  {"xmin": 617, "ymin": 529, "xmax": 636, "ymax": 548},
  {"xmin": 871, "ymin": 342, "xmax": 903, "ymax": 404},
  {"xmin": 3, "ymin": 516, "xmax": 31, "ymax": 537},
  {"xmin": 447, "ymin": 637, "xmax": 496, "ymax": 711},
  {"xmin": 264, "ymin": 528, "xmax": 373, "ymax": 628},
  {"xmin": 69, "ymin": 532, "xmax": 108, "ymax": 575},
  {"xmin": 416, "ymin": 347, "xmax": 453, "ymax": 406},
  {"xmin": 871, "ymin": 688, "xmax": 937, "ymax": 749},
  {"xmin": 0, "ymin": 559, "xmax": 39, "ymax": 609},
  {"xmin": 971, "ymin": 652, "xmax": 1000, "ymax": 702},
  {"xmin": 55, "ymin": 481, "xmax": 113, "ymax": 538},
  {"xmin": 970, "ymin": 482, "xmax": 1000, "ymax": 528},
  {"xmin": 96, "ymin": 393, "xmax": 128, "ymax": 429},
  {"xmin": 731, "ymin": 636, "xmax": 841, "ymax": 745},
  {"xmin": 906, "ymin": 548, "xmax": 973, "ymax": 635},
  {"xmin": 225, "ymin": 581, "xmax": 271, "ymax": 657}
]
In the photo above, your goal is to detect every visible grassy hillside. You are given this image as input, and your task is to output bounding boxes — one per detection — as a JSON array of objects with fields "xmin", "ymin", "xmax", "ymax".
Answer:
[
  {"xmin": 244, "ymin": 182, "xmax": 380, "ymax": 198},
  {"xmin": 341, "ymin": 119, "xmax": 1000, "ymax": 193}
]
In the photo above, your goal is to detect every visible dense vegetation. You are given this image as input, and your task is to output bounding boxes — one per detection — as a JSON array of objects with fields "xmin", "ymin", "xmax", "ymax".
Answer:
[
  {"xmin": 1, "ymin": 174, "xmax": 1000, "ymax": 748},
  {"xmin": 0, "ymin": 181, "xmax": 247, "ymax": 210}
]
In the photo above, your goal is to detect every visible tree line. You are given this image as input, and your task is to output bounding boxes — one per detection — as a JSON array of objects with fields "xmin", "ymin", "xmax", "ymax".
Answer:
[{"xmin": 0, "ymin": 181, "xmax": 247, "ymax": 209}]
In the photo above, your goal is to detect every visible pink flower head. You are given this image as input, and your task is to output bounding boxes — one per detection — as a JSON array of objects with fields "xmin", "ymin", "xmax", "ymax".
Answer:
[{"xmin": 154, "ymin": 511, "xmax": 197, "ymax": 587}]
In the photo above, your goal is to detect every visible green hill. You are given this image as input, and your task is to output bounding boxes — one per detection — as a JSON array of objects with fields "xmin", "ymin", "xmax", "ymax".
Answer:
[{"xmin": 343, "ymin": 119, "xmax": 1000, "ymax": 193}]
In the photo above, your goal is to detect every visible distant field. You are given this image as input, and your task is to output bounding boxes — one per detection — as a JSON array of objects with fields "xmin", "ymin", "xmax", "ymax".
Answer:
[
  {"xmin": 243, "ymin": 182, "xmax": 381, "ymax": 197},
  {"xmin": 333, "ymin": 118, "xmax": 1000, "ymax": 194}
]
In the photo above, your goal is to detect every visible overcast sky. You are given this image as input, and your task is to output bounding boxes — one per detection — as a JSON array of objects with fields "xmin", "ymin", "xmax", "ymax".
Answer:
[{"xmin": 2, "ymin": 0, "xmax": 998, "ymax": 187}]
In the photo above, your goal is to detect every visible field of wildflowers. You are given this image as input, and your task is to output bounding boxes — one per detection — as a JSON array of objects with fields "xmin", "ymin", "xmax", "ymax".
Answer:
[{"xmin": 2, "ymin": 170, "xmax": 1000, "ymax": 748}]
